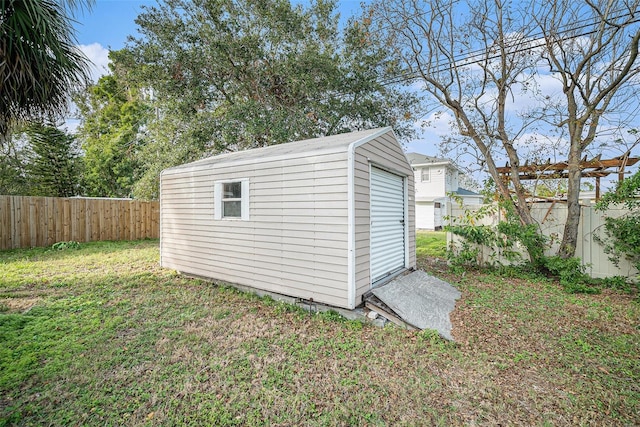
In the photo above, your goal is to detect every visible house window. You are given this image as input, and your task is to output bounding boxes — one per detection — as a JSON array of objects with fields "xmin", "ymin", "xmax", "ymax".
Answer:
[
  {"xmin": 214, "ymin": 179, "xmax": 249, "ymax": 220},
  {"xmin": 421, "ymin": 168, "xmax": 430, "ymax": 182}
]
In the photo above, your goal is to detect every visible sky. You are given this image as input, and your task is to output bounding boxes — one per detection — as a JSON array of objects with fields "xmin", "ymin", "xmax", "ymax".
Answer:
[{"xmin": 74, "ymin": 0, "xmax": 155, "ymax": 80}]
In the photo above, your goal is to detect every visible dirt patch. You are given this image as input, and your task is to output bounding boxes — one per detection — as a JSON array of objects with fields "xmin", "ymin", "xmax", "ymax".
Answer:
[{"xmin": 1, "ymin": 296, "xmax": 43, "ymax": 313}]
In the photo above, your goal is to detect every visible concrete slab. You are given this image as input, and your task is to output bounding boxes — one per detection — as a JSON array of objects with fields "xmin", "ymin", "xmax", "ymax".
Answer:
[{"xmin": 371, "ymin": 270, "xmax": 461, "ymax": 340}]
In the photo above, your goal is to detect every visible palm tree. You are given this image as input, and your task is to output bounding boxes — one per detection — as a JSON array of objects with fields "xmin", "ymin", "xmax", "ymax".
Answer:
[{"xmin": 0, "ymin": 0, "xmax": 93, "ymax": 139}]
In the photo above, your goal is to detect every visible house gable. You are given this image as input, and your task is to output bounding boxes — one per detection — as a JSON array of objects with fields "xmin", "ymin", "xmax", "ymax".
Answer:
[{"xmin": 406, "ymin": 153, "xmax": 462, "ymax": 201}]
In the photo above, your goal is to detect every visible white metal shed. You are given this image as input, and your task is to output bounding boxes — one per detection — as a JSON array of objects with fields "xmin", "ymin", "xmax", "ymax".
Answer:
[{"xmin": 160, "ymin": 127, "xmax": 415, "ymax": 309}]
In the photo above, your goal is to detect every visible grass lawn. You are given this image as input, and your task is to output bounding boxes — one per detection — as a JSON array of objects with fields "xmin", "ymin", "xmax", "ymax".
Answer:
[
  {"xmin": 1, "ymin": 239, "xmax": 639, "ymax": 426},
  {"xmin": 416, "ymin": 231, "xmax": 447, "ymax": 257}
]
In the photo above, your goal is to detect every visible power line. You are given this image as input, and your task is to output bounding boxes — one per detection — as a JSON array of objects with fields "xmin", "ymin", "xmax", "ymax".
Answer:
[
  {"xmin": 377, "ymin": 6, "xmax": 640, "ymax": 86},
  {"xmin": 383, "ymin": 9, "xmax": 640, "ymax": 85}
]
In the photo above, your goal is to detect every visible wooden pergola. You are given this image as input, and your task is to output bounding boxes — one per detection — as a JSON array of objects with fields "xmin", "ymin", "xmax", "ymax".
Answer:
[{"xmin": 496, "ymin": 152, "xmax": 639, "ymax": 200}]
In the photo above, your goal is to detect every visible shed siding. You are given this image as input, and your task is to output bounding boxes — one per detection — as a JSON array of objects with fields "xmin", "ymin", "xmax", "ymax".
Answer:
[
  {"xmin": 161, "ymin": 151, "xmax": 350, "ymax": 308},
  {"xmin": 353, "ymin": 134, "xmax": 416, "ymax": 302}
]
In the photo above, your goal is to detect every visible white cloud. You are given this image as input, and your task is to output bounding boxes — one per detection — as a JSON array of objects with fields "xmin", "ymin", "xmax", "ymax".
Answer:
[
  {"xmin": 79, "ymin": 43, "xmax": 110, "ymax": 82},
  {"xmin": 403, "ymin": 112, "xmax": 457, "ymax": 156},
  {"xmin": 505, "ymin": 71, "xmax": 564, "ymax": 112},
  {"xmin": 414, "ymin": 111, "xmax": 456, "ymax": 137}
]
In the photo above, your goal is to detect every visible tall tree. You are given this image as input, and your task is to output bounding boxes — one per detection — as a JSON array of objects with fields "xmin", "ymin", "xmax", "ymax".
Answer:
[
  {"xmin": 25, "ymin": 123, "xmax": 82, "ymax": 197},
  {"xmin": 0, "ymin": 132, "xmax": 30, "ymax": 195},
  {"xmin": 369, "ymin": 0, "xmax": 640, "ymax": 260},
  {"xmin": 535, "ymin": 0, "xmax": 640, "ymax": 257},
  {"xmin": 75, "ymin": 50, "xmax": 150, "ymax": 198},
  {"xmin": 123, "ymin": 0, "xmax": 419, "ymax": 199},
  {"xmin": 0, "ymin": 0, "xmax": 92, "ymax": 140}
]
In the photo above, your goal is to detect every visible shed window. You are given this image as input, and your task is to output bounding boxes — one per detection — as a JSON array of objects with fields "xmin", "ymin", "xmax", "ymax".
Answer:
[
  {"xmin": 214, "ymin": 179, "xmax": 249, "ymax": 220},
  {"xmin": 222, "ymin": 182, "xmax": 242, "ymax": 217},
  {"xmin": 421, "ymin": 168, "xmax": 430, "ymax": 182}
]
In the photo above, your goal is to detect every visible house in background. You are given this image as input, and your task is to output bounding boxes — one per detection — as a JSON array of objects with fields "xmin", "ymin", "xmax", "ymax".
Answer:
[{"xmin": 406, "ymin": 152, "xmax": 483, "ymax": 230}]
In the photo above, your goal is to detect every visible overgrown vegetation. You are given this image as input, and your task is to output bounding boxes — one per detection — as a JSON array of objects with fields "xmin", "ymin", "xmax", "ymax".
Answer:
[
  {"xmin": 595, "ymin": 170, "xmax": 640, "ymax": 275},
  {"xmin": 445, "ymin": 200, "xmax": 543, "ymax": 266},
  {"xmin": 1, "ymin": 240, "xmax": 639, "ymax": 425},
  {"xmin": 445, "ymin": 199, "xmax": 637, "ymax": 295}
]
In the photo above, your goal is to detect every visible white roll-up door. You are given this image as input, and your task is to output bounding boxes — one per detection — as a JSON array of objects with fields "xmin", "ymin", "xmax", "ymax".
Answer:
[{"xmin": 370, "ymin": 166, "xmax": 406, "ymax": 283}]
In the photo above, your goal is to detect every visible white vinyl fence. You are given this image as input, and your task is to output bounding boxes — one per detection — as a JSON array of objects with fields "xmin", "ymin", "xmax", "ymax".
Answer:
[{"xmin": 447, "ymin": 202, "xmax": 638, "ymax": 279}]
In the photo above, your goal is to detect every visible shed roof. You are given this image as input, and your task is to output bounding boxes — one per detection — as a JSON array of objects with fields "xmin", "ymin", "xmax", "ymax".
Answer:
[{"xmin": 163, "ymin": 127, "xmax": 393, "ymax": 173}]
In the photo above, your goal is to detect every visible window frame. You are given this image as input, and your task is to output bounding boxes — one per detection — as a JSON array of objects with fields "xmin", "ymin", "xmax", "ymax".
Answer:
[
  {"xmin": 214, "ymin": 179, "xmax": 249, "ymax": 221},
  {"xmin": 421, "ymin": 167, "xmax": 430, "ymax": 182}
]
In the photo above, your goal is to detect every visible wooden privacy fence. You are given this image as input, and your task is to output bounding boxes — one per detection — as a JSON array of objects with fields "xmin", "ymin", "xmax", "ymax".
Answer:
[{"xmin": 0, "ymin": 196, "xmax": 159, "ymax": 250}]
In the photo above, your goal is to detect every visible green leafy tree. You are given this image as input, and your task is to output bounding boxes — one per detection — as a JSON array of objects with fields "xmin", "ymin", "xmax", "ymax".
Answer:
[
  {"xmin": 596, "ymin": 169, "xmax": 640, "ymax": 273},
  {"xmin": 134, "ymin": 114, "xmax": 211, "ymax": 200},
  {"xmin": 25, "ymin": 123, "xmax": 82, "ymax": 197},
  {"xmin": 0, "ymin": 132, "xmax": 30, "ymax": 194},
  {"xmin": 75, "ymin": 50, "xmax": 150, "ymax": 198},
  {"xmin": 124, "ymin": 0, "xmax": 419, "ymax": 199},
  {"xmin": 0, "ymin": 0, "xmax": 92, "ymax": 140}
]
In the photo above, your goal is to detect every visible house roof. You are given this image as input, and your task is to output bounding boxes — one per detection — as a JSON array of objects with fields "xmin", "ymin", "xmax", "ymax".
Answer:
[
  {"xmin": 163, "ymin": 127, "xmax": 394, "ymax": 173},
  {"xmin": 455, "ymin": 187, "xmax": 481, "ymax": 197},
  {"xmin": 405, "ymin": 152, "xmax": 452, "ymax": 166}
]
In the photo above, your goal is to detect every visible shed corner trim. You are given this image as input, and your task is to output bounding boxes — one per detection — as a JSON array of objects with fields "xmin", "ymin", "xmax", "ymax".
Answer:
[{"xmin": 159, "ymin": 169, "xmax": 165, "ymax": 267}]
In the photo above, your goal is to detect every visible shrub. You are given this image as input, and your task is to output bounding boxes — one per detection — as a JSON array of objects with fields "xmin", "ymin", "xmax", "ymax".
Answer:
[
  {"xmin": 595, "ymin": 170, "xmax": 640, "ymax": 275},
  {"xmin": 49, "ymin": 241, "xmax": 81, "ymax": 251},
  {"xmin": 446, "ymin": 200, "xmax": 611, "ymax": 294},
  {"xmin": 541, "ymin": 256, "xmax": 599, "ymax": 294}
]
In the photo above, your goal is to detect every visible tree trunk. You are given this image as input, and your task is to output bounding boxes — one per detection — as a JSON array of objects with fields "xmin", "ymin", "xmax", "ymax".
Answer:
[{"xmin": 558, "ymin": 145, "xmax": 582, "ymax": 258}]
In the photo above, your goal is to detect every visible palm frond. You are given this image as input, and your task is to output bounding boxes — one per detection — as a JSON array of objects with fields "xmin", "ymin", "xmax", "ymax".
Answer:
[{"xmin": 0, "ymin": 0, "xmax": 93, "ymax": 135}]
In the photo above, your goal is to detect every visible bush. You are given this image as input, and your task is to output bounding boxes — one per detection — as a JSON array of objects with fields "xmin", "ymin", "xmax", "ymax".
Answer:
[
  {"xmin": 446, "ymin": 200, "xmax": 613, "ymax": 294},
  {"xmin": 596, "ymin": 213, "xmax": 640, "ymax": 272},
  {"xmin": 445, "ymin": 199, "xmax": 547, "ymax": 269},
  {"xmin": 49, "ymin": 241, "xmax": 81, "ymax": 251},
  {"xmin": 595, "ymin": 170, "xmax": 640, "ymax": 274},
  {"xmin": 592, "ymin": 275, "xmax": 638, "ymax": 294},
  {"xmin": 541, "ymin": 256, "xmax": 599, "ymax": 294}
]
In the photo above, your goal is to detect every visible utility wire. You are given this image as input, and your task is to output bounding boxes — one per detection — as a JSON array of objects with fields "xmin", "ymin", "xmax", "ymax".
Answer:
[{"xmin": 377, "ymin": 7, "xmax": 640, "ymax": 86}]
